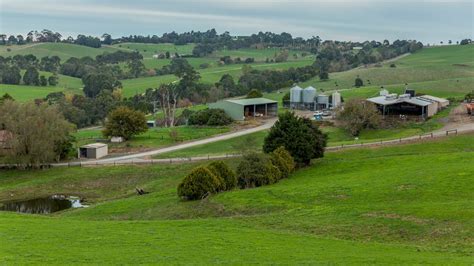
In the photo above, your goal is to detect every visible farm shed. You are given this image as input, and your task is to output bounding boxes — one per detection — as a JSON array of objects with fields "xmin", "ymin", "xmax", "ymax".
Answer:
[
  {"xmin": 79, "ymin": 143, "xmax": 108, "ymax": 159},
  {"xmin": 368, "ymin": 93, "xmax": 438, "ymax": 118},
  {"xmin": 418, "ymin": 95, "xmax": 450, "ymax": 110},
  {"xmin": 209, "ymin": 98, "xmax": 278, "ymax": 121}
]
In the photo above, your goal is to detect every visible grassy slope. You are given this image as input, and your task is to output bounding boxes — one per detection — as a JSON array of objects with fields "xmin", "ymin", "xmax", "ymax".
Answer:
[
  {"xmin": 0, "ymin": 135, "xmax": 472, "ymax": 263},
  {"xmin": 121, "ymin": 57, "xmax": 314, "ymax": 96},
  {"xmin": 0, "ymin": 73, "xmax": 83, "ymax": 101},
  {"xmin": 300, "ymin": 45, "xmax": 474, "ymax": 99},
  {"xmin": 0, "ymin": 43, "xmax": 118, "ymax": 61},
  {"xmin": 74, "ymin": 126, "xmax": 230, "ymax": 149},
  {"xmin": 155, "ymin": 103, "xmax": 455, "ymax": 158}
]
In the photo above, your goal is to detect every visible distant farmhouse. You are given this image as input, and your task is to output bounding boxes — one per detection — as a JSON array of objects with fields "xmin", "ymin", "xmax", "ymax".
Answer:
[
  {"xmin": 367, "ymin": 89, "xmax": 449, "ymax": 118},
  {"xmin": 289, "ymin": 85, "xmax": 342, "ymax": 111}
]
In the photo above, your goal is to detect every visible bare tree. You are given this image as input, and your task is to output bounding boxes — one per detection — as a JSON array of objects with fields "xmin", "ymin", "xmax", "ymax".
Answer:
[
  {"xmin": 157, "ymin": 83, "xmax": 182, "ymax": 127},
  {"xmin": 336, "ymin": 98, "xmax": 381, "ymax": 136}
]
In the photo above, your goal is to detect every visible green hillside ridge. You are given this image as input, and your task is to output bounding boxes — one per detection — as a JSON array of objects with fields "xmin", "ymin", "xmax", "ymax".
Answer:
[{"xmin": 0, "ymin": 135, "xmax": 472, "ymax": 263}]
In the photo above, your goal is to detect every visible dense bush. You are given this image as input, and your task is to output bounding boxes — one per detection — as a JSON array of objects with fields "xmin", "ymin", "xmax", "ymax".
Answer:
[
  {"xmin": 177, "ymin": 166, "xmax": 223, "ymax": 200},
  {"xmin": 237, "ymin": 153, "xmax": 281, "ymax": 189},
  {"xmin": 336, "ymin": 98, "xmax": 381, "ymax": 136},
  {"xmin": 355, "ymin": 77, "xmax": 364, "ymax": 87},
  {"xmin": 102, "ymin": 106, "xmax": 148, "ymax": 140},
  {"xmin": 207, "ymin": 161, "xmax": 237, "ymax": 191},
  {"xmin": 246, "ymin": 89, "xmax": 263, "ymax": 99},
  {"xmin": 263, "ymin": 112, "xmax": 327, "ymax": 166},
  {"xmin": 270, "ymin": 147, "xmax": 295, "ymax": 179},
  {"xmin": 188, "ymin": 109, "xmax": 232, "ymax": 126}
]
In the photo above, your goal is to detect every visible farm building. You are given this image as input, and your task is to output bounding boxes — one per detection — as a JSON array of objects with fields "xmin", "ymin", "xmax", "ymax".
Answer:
[
  {"xmin": 289, "ymin": 85, "xmax": 341, "ymax": 110},
  {"xmin": 417, "ymin": 95, "xmax": 450, "ymax": 110},
  {"xmin": 367, "ymin": 90, "xmax": 448, "ymax": 118},
  {"xmin": 78, "ymin": 143, "xmax": 108, "ymax": 159},
  {"xmin": 209, "ymin": 98, "xmax": 278, "ymax": 121}
]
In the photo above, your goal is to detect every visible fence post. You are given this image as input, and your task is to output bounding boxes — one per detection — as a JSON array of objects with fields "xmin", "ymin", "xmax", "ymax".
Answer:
[
  {"xmin": 455, "ymin": 129, "xmax": 458, "ymax": 135},
  {"xmin": 399, "ymin": 137, "xmax": 402, "ymax": 143},
  {"xmin": 446, "ymin": 131, "xmax": 448, "ymax": 136},
  {"xmin": 170, "ymin": 158, "xmax": 172, "ymax": 164}
]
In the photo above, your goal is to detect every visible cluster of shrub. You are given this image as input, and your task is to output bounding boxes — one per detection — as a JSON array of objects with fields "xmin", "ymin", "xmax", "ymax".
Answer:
[
  {"xmin": 187, "ymin": 109, "xmax": 233, "ymax": 126},
  {"xmin": 238, "ymin": 65, "xmax": 318, "ymax": 93},
  {"xmin": 178, "ymin": 147, "xmax": 295, "ymax": 200},
  {"xmin": 218, "ymin": 56, "xmax": 255, "ymax": 65},
  {"xmin": 0, "ymin": 54, "xmax": 60, "ymax": 86},
  {"xmin": 177, "ymin": 111, "xmax": 328, "ymax": 200},
  {"xmin": 60, "ymin": 51, "xmax": 144, "ymax": 80}
]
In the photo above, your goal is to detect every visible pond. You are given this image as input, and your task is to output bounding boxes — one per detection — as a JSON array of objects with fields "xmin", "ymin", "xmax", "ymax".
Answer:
[{"xmin": 0, "ymin": 195, "xmax": 88, "ymax": 214}]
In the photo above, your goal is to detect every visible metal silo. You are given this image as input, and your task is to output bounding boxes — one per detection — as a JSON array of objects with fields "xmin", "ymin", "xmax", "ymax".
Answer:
[
  {"xmin": 303, "ymin": 86, "xmax": 316, "ymax": 103},
  {"xmin": 290, "ymin": 85, "xmax": 303, "ymax": 103},
  {"xmin": 332, "ymin": 91, "xmax": 341, "ymax": 108}
]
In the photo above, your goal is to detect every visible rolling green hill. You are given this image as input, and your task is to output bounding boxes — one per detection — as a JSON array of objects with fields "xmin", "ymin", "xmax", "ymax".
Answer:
[
  {"xmin": 299, "ymin": 45, "xmax": 474, "ymax": 99},
  {"xmin": 2, "ymin": 43, "xmax": 472, "ymax": 102},
  {"xmin": 0, "ymin": 134, "xmax": 472, "ymax": 263},
  {"xmin": 0, "ymin": 43, "xmax": 119, "ymax": 61},
  {"xmin": 0, "ymin": 73, "xmax": 82, "ymax": 101}
]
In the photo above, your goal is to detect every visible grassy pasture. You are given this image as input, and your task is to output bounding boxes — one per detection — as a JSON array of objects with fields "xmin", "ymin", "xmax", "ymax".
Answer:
[
  {"xmin": 299, "ymin": 45, "xmax": 474, "ymax": 94},
  {"xmin": 110, "ymin": 43, "xmax": 196, "ymax": 58},
  {"xmin": 0, "ymin": 135, "xmax": 472, "ymax": 263},
  {"xmin": 0, "ymin": 72, "xmax": 83, "ymax": 101},
  {"xmin": 74, "ymin": 126, "xmax": 230, "ymax": 149},
  {"xmin": 0, "ymin": 43, "xmax": 118, "ymax": 61}
]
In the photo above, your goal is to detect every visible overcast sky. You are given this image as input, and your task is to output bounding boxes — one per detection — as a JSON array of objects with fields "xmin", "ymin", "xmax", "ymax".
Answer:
[{"xmin": 1, "ymin": 0, "xmax": 473, "ymax": 44}]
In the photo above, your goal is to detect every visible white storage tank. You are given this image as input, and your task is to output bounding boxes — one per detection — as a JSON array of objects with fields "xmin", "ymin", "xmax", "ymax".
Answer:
[
  {"xmin": 332, "ymin": 91, "xmax": 341, "ymax": 108},
  {"xmin": 302, "ymin": 86, "xmax": 316, "ymax": 103},
  {"xmin": 317, "ymin": 95, "xmax": 329, "ymax": 105},
  {"xmin": 290, "ymin": 85, "xmax": 303, "ymax": 103}
]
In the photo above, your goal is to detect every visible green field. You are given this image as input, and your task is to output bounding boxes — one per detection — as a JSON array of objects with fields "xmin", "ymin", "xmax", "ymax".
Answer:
[
  {"xmin": 0, "ymin": 135, "xmax": 472, "ymax": 263},
  {"xmin": 299, "ymin": 45, "xmax": 474, "ymax": 99},
  {"xmin": 0, "ymin": 73, "xmax": 83, "ymax": 101},
  {"xmin": 0, "ymin": 43, "xmax": 119, "ymax": 61},
  {"xmin": 74, "ymin": 125, "xmax": 230, "ymax": 149},
  {"xmin": 155, "ymin": 104, "xmax": 455, "ymax": 159}
]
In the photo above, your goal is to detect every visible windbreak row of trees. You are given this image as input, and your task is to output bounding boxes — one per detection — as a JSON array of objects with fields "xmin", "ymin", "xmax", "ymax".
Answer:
[
  {"xmin": 0, "ymin": 55, "xmax": 59, "ymax": 86},
  {"xmin": 2, "ymin": 29, "xmax": 439, "ymax": 53},
  {"xmin": 0, "ymin": 30, "xmax": 102, "ymax": 48}
]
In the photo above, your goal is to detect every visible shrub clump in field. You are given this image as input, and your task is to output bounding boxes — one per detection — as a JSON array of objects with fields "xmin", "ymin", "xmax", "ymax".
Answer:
[
  {"xmin": 237, "ymin": 153, "xmax": 281, "ymax": 189},
  {"xmin": 263, "ymin": 111, "xmax": 327, "ymax": 166},
  {"xmin": 177, "ymin": 167, "xmax": 224, "ymax": 200},
  {"xmin": 207, "ymin": 161, "xmax": 237, "ymax": 191},
  {"xmin": 270, "ymin": 146, "xmax": 295, "ymax": 179},
  {"xmin": 188, "ymin": 109, "xmax": 232, "ymax": 126}
]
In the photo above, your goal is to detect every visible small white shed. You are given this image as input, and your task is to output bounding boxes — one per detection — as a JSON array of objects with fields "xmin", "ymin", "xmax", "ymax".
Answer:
[{"xmin": 79, "ymin": 143, "xmax": 108, "ymax": 159}]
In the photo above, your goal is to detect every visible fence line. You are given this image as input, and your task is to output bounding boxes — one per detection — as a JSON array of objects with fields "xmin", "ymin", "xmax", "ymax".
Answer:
[{"xmin": 0, "ymin": 128, "xmax": 467, "ymax": 169}]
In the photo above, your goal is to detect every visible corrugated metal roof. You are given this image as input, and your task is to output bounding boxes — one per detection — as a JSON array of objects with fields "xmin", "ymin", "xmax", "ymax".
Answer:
[
  {"xmin": 367, "ymin": 95, "xmax": 434, "ymax": 107},
  {"xmin": 226, "ymin": 98, "xmax": 277, "ymax": 106},
  {"xmin": 81, "ymin": 143, "xmax": 107, "ymax": 149},
  {"xmin": 418, "ymin": 95, "xmax": 449, "ymax": 103}
]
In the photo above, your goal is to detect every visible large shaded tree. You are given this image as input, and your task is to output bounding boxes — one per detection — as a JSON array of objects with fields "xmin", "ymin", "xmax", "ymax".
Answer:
[
  {"xmin": 0, "ymin": 101, "xmax": 75, "ymax": 168},
  {"xmin": 23, "ymin": 66, "xmax": 40, "ymax": 85},
  {"xmin": 103, "ymin": 106, "xmax": 148, "ymax": 140},
  {"xmin": 263, "ymin": 112, "xmax": 327, "ymax": 165},
  {"xmin": 82, "ymin": 72, "xmax": 120, "ymax": 98},
  {"xmin": 336, "ymin": 98, "xmax": 381, "ymax": 136}
]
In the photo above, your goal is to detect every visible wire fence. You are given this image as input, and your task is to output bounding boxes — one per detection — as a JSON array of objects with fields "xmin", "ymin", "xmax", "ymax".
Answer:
[{"xmin": 0, "ymin": 128, "xmax": 464, "ymax": 169}]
